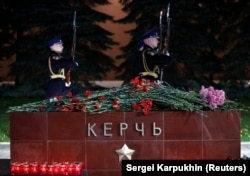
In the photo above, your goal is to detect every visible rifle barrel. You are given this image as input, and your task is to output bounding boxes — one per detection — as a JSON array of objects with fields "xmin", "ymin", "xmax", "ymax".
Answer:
[{"xmin": 72, "ymin": 11, "xmax": 77, "ymax": 60}]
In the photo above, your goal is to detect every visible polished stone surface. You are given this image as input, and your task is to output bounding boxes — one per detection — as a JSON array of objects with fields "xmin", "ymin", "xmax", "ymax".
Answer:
[{"xmin": 9, "ymin": 111, "xmax": 241, "ymax": 176}]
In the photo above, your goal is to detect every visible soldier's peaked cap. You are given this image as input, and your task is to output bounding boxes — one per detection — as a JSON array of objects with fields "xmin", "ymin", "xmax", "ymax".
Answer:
[
  {"xmin": 141, "ymin": 26, "xmax": 159, "ymax": 40},
  {"xmin": 48, "ymin": 36, "xmax": 62, "ymax": 47}
]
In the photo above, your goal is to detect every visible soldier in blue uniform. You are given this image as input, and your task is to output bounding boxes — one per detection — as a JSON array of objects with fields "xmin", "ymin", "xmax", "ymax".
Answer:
[
  {"xmin": 45, "ymin": 37, "xmax": 78, "ymax": 99},
  {"xmin": 133, "ymin": 26, "xmax": 175, "ymax": 80}
]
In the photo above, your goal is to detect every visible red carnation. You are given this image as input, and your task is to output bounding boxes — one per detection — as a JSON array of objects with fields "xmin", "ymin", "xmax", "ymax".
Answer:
[
  {"xmin": 85, "ymin": 90, "xmax": 92, "ymax": 97},
  {"xmin": 131, "ymin": 104, "xmax": 141, "ymax": 110}
]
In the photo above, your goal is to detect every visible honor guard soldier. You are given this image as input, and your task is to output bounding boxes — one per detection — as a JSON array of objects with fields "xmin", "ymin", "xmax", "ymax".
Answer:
[
  {"xmin": 45, "ymin": 37, "xmax": 78, "ymax": 100},
  {"xmin": 133, "ymin": 26, "xmax": 175, "ymax": 81}
]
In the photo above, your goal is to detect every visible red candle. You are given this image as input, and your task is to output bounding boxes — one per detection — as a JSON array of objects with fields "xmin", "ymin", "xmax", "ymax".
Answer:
[
  {"xmin": 64, "ymin": 162, "xmax": 70, "ymax": 175},
  {"xmin": 39, "ymin": 163, "xmax": 47, "ymax": 175},
  {"xmin": 67, "ymin": 164, "xmax": 73, "ymax": 175},
  {"xmin": 53, "ymin": 163, "xmax": 60, "ymax": 175},
  {"xmin": 16, "ymin": 164, "xmax": 21, "ymax": 174},
  {"xmin": 73, "ymin": 162, "xmax": 82, "ymax": 174},
  {"xmin": 10, "ymin": 162, "xmax": 20, "ymax": 175},
  {"xmin": 29, "ymin": 162, "xmax": 38, "ymax": 175},
  {"xmin": 10, "ymin": 162, "xmax": 15, "ymax": 174},
  {"xmin": 21, "ymin": 163, "xmax": 29, "ymax": 175},
  {"xmin": 59, "ymin": 163, "xmax": 66, "ymax": 175},
  {"xmin": 10, "ymin": 161, "xmax": 85, "ymax": 175},
  {"xmin": 47, "ymin": 165, "xmax": 54, "ymax": 175}
]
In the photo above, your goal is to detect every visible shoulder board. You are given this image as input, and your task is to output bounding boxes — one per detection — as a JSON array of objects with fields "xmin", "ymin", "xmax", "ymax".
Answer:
[
  {"xmin": 51, "ymin": 54, "xmax": 61, "ymax": 60},
  {"xmin": 146, "ymin": 49, "xmax": 156, "ymax": 56}
]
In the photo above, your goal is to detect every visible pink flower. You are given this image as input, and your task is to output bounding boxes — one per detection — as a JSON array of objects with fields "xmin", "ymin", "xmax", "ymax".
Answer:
[{"xmin": 199, "ymin": 85, "xmax": 225, "ymax": 109}]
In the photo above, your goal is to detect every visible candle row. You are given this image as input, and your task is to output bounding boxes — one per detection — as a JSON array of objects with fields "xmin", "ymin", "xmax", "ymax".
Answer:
[{"xmin": 10, "ymin": 161, "xmax": 84, "ymax": 175}]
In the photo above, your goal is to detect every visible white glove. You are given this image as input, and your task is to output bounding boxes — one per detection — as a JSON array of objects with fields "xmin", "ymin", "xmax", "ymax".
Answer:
[{"xmin": 65, "ymin": 81, "xmax": 71, "ymax": 87}]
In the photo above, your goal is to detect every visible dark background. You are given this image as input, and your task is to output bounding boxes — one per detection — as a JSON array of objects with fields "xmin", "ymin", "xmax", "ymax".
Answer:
[{"xmin": 0, "ymin": 0, "xmax": 250, "ymax": 98}]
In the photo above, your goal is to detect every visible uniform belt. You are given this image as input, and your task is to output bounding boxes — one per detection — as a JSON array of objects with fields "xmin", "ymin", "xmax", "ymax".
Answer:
[
  {"xmin": 50, "ymin": 74, "xmax": 65, "ymax": 79},
  {"xmin": 139, "ymin": 72, "xmax": 158, "ymax": 79}
]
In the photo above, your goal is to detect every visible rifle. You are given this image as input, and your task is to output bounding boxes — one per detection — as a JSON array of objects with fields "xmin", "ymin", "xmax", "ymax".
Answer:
[
  {"xmin": 165, "ymin": 3, "xmax": 171, "ymax": 56},
  {"xmin": 158, "ymin": 3, "xmax": 171, "ymax": 81},
  {"xmin": 158, "ymin": 10, "xmax": 163, "ymax": 53},
  {"xmin": 65, "ymin": 11, "xmax": 77, "ymax": 85}
]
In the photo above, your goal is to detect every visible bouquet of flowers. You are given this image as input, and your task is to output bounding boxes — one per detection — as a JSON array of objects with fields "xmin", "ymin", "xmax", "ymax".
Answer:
[
  {"xmin": 7, "ymin": 77, "xmax": 239, "ymax": 115},
  {"xmin": 199, "ymin": 85, "xmax": 226, "ymax": 109}
]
